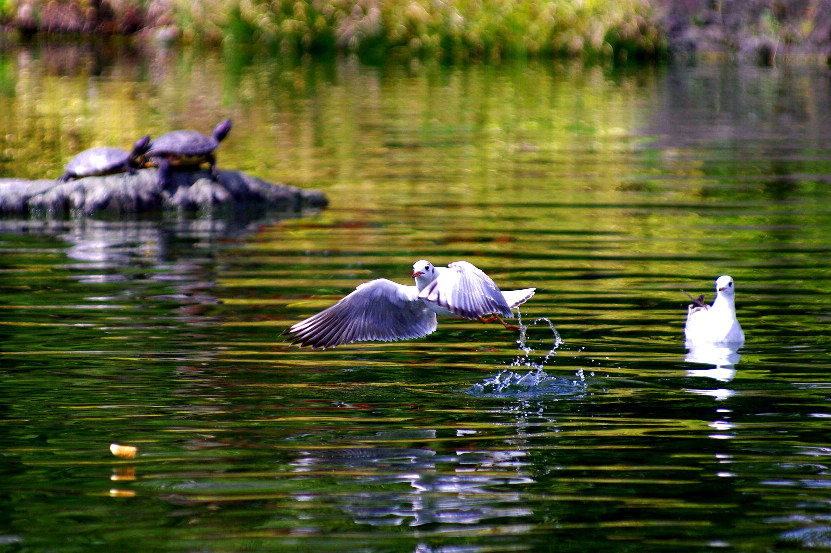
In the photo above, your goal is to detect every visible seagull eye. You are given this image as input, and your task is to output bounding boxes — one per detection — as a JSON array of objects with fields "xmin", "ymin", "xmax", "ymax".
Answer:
[{"xmin": 424, "ymin": 265, "xmax": 430, "ymax": 271}]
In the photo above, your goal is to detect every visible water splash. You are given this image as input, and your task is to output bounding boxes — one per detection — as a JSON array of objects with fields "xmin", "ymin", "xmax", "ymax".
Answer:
[
  {"xmin": 468, "ymin": 312, "xmax": 586, "ymax": 398},
  {"xmin": 468, "ymin": 367, "xmax": 586, "ymax": 398},
  {"xmin": 515, "ymin": 311, "xmax": 563, "ymax": 362}
]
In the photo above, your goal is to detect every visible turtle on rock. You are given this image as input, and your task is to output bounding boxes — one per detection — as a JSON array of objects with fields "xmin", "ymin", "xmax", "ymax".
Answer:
[
  {"xmin": 146, "ymin": 119, "xmax": 232, "ymax": 189},
  {"xmin": 59, "ymin": 135, "xmax": 151, "ymax": 182}
]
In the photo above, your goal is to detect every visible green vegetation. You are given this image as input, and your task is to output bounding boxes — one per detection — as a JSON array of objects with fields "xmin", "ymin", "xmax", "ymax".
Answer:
[
  {"xmin": 184, "ymin": 0, "xmax": 665, "ymax": 61},
  {"xmin": 8, "ymin": 1, "xmax": 831, "ymax": 65},
  {"xmin": 4, "ymin": 0, "xmax": 666, "ymax": 62}
]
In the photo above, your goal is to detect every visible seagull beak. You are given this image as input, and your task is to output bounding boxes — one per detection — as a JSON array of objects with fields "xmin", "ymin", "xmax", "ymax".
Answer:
[
  {"xmin": 412, "ymin": 271, "xmax": 422, "ymax": 278},
  {"xmin": 718, "ymin": 286, "xmax": 725, "ymax": 291}
]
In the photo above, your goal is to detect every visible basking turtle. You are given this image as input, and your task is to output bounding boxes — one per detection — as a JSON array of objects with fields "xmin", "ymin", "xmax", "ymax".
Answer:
[
  {"xmin": 59, "ymin": 135, "xmax": 151, "ymax": 182},
  {"xmin": 147, "ymin": 119, "xmax": 232, "ymax": 188}
]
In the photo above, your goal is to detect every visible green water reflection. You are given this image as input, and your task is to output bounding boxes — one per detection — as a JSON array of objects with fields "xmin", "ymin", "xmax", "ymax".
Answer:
[{"xmin": 1, "ymin": 39, "xmax": 831, "ymax": 552}]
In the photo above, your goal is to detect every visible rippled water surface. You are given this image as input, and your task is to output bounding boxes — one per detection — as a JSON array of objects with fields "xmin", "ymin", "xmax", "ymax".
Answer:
[{"xmin": 2, "ymin": 42, "xmax": 831, "ymax": 552}]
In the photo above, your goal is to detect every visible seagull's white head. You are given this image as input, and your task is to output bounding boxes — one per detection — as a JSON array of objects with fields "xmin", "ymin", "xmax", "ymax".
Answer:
[
  {"xmin": 412, "ymin": 260, "xmax": 437, "ymax": 289},
  {"xmin": 715, "ymin": 275, "xmax": 736, "ymax": 298}
]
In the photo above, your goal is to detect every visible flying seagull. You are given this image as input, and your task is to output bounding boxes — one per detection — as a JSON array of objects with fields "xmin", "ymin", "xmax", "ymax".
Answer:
[
  {"xmin": 683, "ymin": 275, "xmax": 744, "ymax": 346},
  {"xmin": 284, "ymin": 260, "xmax": 536, "ymax": 349}
]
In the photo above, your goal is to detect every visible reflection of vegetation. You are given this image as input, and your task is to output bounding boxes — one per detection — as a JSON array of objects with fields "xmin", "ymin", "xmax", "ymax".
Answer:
[
  {"xmin": 3, "ymin": 42, "xmax": 831, "ymax": 302},
  {"xmin": 0, "ymin": 43, "xmax": 654, "ymax": 183}
]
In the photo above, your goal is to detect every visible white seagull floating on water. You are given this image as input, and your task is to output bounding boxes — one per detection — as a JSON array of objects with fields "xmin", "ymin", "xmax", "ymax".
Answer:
[
  {"xmin": 284, "ymin": 260, "xmax": 536, "ymax": 349},
  {"xmin": 683, "ymin": 275, "xmax": 745, "ymax": 346}
]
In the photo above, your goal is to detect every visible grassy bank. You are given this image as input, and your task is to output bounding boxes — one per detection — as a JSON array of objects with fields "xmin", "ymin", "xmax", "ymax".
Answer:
[
  {"xmin": 4, "ymin": 0, "xmax": 666, "ymax": 62},
  {"xmin": 8, "ymin": 0, "xmax": 831, "ymax": 64},
  {"xmin": 191, "ymin": 0, "xmax": 664, "ymax": 62}
]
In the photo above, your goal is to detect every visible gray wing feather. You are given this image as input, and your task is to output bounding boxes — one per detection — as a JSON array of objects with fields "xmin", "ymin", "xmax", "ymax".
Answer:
[
  {"xmin": 419, "ymin": 261, "xmax": 513, "ymax": 319},
  {"xmin": 285, "ymin": 279, "xmax": 438, "ymax": 348},
  {"xmin": 502, "ymin": 288, "xmax": 535, "ymax": 309}
]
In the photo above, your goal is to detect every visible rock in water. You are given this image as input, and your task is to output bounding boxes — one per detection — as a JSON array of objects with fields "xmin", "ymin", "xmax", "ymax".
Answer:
[{"xmin": 0, "ymin": 169, "xmax": 327, "ymax": 217}]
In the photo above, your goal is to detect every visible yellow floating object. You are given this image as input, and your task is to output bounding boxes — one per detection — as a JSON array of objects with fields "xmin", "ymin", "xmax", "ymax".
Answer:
[
  {"xmin": 109, "ymin": 489, "xmax": 136, "ymax": 498},
  {"xmin": 109, "ymin": 443, "xmax": 137, "ymax": 459}
]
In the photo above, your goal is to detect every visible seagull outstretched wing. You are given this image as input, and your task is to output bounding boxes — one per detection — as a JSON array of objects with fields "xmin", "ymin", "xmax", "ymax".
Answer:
[{"xmin": 285, "ymin": 279, "xmax": 438, "ymax": 349}]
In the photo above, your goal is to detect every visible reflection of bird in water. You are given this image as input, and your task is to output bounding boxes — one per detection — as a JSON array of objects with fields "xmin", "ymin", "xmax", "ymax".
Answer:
[
  {"xmin": 285, "ymin": 260, "xmax": 535, "ymax": 349},
  {"xmin": 683, "ymin": 275, "xmax": 744, "ymax": 346},
  {"xmin": 290, "ymin": 429, "xmax": 533, "ymax": 528},
  {"xmin": 685, "ymin": 345, "xmax": 739, "ymax": 383}
]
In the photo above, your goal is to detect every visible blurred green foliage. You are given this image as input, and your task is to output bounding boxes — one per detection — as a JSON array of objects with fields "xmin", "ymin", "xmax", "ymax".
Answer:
[{"xmin": 169, "ymin": 0, "xmax": 665, "ymax": 61}]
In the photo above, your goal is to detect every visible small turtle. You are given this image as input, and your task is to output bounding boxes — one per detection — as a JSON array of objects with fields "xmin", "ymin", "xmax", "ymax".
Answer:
[
  {"xmin": 147, "ymin": 119, "xmax": 232, "ymax": 188},
  {"xmin": 59, "ymin": 135, "xmax": 151, "ymax": 182}
]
